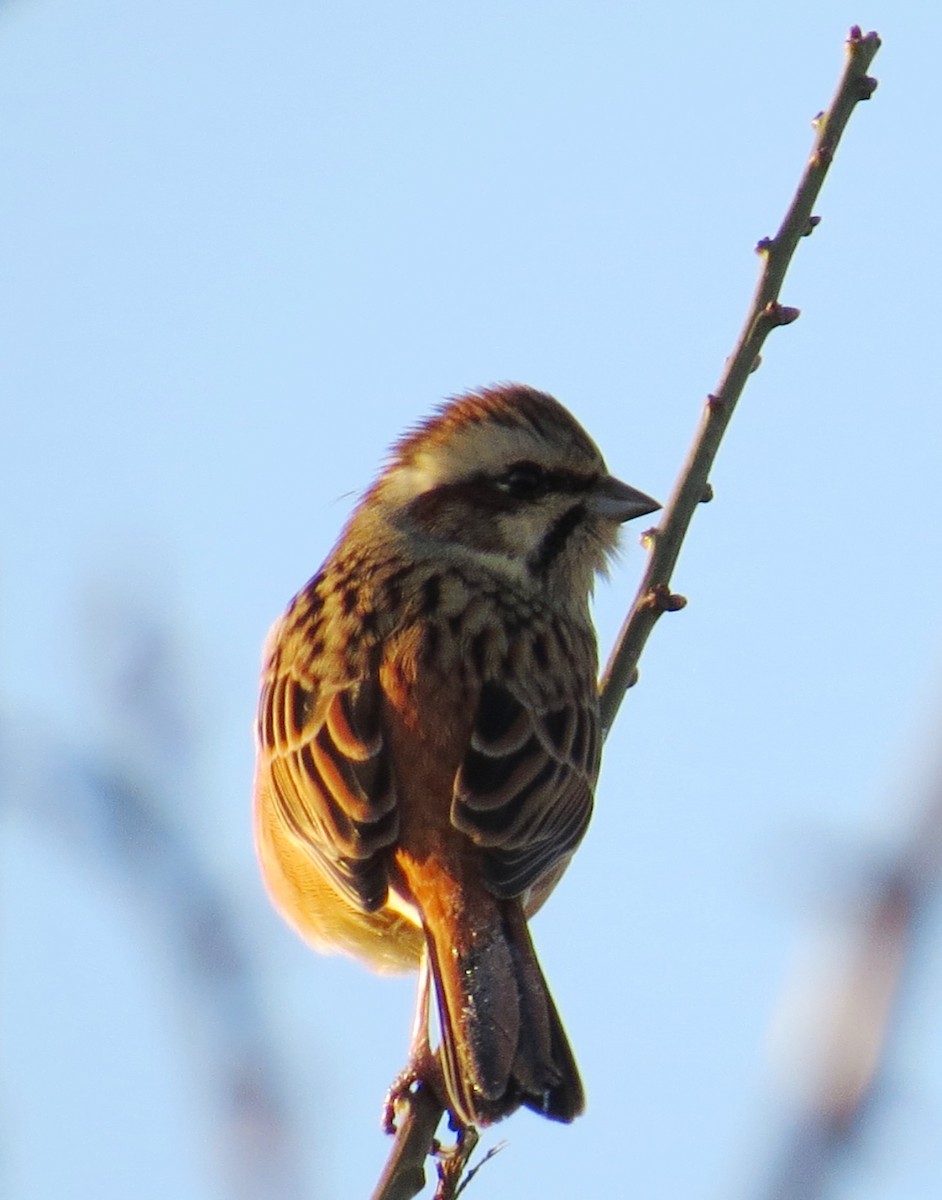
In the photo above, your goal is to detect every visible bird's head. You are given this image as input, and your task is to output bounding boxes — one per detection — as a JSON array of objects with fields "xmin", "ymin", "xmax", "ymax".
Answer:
[{"xmin": 356, "ymin": 385, "xmax": 660, "ymax": 613}]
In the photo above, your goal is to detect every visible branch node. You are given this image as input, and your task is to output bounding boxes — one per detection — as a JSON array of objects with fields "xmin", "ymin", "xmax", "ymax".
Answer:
[
  {"xmin": 813, "ymin": 144, "xmax": 834, "ymax": 168},
  {"xmin": 646, "ymin": 584, "xmax": 687, "ymax": 614},
  {"xmin": 706, "ymin": 392, "xmax": 725, "ymax": 413},
  {"xmin": 640, "ymin": 526, "xmax": 658, "ymax": 551},
  {"xmin": 700, "ymin": 482, "xmax": 714, "ymax": 504},
  {"xmin": 755, "ymin": 235, "xmax": 774, "ymax": 255},
  {"xmin": 802, "ymin": 214, "xmax": 822, "ymax": 237},
  {"xmin": 847, "ymin": 26, "xmax": 880, "ymax": 49},
  {"xmin": 750, "ymin": 353, "xmax": 762, "ymax": 374},
  {"xmin": 764, "ymin": 301, "xmax": 801, "ymax": 327},
  {"xmin": 858, "ymin": 75, "xmax": 879, "ymax": 100}
]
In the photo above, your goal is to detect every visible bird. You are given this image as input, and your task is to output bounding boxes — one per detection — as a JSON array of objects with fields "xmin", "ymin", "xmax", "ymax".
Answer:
[{"xmin": 253, "ymin": 384, "xmax": 660, "ymax": 1128}]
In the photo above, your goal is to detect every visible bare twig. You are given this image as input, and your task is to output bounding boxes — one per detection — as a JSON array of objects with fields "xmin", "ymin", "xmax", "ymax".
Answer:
[
  {"xmin": 371, "ymin": 26, "xmax": 881, "ymax": 1200},
  {"xmin": 435, "ymin": 1125, "xmax": 480, "ymax": 1199},
  {"xmin": 454, "ymin": 1139, "xmax": 506, "ymax": 1196},
  {"xmin": 369, "ymin": 1085, "xmax": 449, "ymax": 1200},
  {"xmin": 599, "ymin": 25, "xmax": 882, "ymax": 738}
]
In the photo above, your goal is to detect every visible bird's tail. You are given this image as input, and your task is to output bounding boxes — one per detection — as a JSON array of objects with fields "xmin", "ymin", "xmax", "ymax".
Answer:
[{"xmin": 423, "ymin": 897, "xmax": 584, "ymax": 1127}]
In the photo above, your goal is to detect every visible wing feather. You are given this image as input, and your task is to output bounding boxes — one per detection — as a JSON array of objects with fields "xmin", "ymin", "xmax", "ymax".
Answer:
[
  {"xmin": 453, "ymin": 670, "xmax": 600, "ymax": 900},
  {"xmin": 259, "ymin": 660, "xmax": 398, "ymax": 913}
]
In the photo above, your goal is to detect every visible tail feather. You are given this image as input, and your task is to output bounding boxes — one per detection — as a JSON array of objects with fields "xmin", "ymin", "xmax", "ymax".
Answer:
[
  {"xmin": 504, "ymin": 901, "xmax": 584, "ymax": 1123},
  {"xmin": 424, "ymin": 900, "xmax": 584, "ymax": 1127}
]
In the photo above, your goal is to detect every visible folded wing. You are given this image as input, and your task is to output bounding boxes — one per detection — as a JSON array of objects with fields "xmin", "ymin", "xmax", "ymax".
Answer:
[{"xmin": 452, "ymin": 678, "xmax": 600, "ymax": 898}]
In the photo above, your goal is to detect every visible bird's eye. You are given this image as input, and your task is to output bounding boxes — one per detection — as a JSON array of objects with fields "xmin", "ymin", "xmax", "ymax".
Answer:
[{"xmin": 497, "ymin": 461, "xmax": 548, "ymax": 500}]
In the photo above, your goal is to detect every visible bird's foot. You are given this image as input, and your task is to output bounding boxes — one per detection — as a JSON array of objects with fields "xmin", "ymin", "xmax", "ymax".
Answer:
[{"xmin": 381, "ymin": 1048, "xmax": 446, "ymax": 1135}]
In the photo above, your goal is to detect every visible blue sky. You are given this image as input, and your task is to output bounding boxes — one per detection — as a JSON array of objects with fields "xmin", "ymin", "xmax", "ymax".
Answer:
[{"xmin": 3, "ymin": 3, "xmax": 942, "ymax": 1198}]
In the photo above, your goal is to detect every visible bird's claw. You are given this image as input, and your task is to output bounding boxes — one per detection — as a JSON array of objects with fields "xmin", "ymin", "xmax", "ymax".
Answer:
[{"xmin": 381, "ymin": 1051, "xmax": 446, "ymax": 1134}]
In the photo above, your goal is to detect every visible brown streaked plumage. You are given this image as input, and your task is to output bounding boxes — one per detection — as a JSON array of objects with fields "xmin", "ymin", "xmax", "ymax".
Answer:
[{"xmin": 253, "ymin": 384, "xmax": 659, "ymax": 1126}]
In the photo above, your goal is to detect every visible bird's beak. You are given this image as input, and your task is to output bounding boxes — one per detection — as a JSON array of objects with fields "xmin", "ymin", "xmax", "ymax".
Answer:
[{"xmin": 588, "ymin": 475, "xmax": 661, "ymax": 523}]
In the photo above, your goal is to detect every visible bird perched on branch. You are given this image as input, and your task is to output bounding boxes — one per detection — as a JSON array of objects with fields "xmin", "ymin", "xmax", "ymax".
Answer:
[{"xmin": 254, "ymin": 384, "xmax": 659, "ymax": 1127}]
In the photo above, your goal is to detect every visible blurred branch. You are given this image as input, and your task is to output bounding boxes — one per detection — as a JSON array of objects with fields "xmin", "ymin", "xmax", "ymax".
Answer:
[
  {"xmin": 370, "ymin": 25, "xmax": 881, "ymax": 1200},
  {"xmin": 756, "ymin": 772, "xmax": 942, "ymax": 1200},
  {"xmin": 3, "ymin": 594, "xmax": 310, "ymax": 1200},
  {"xmin": 599, "ymin": 25, "xmax": 882, "ymax": 738}
]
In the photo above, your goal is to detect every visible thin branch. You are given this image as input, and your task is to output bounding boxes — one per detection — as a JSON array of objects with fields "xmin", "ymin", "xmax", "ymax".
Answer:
[
  {"xmin": 369, "ymin": 1085, "xmax": 449, "ymax": 1200},
  {"xmin": 599, "ymin": 25, "xmax": 881, "ymax": 738},
  {"xmin": 370, "ymin": 26, "xmax": 881, "ymax": 1200}
]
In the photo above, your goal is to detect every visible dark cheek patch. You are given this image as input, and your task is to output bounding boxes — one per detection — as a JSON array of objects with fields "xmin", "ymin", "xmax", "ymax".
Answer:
[
  {"xmin": 409, "ymin": 480, "xmax": 516, "ymax": 524},
  {"xmin": 530, "ymin": 505, "xmax": 586, "ymax": 573},
  {"xmin": 407, "ymin": 481, "xmax": 512, "ymax": 553},
  {"xmin": 406, "ymin": 476, "xmax": 594, "ymax": 568}
]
